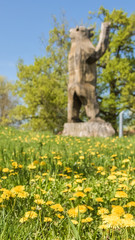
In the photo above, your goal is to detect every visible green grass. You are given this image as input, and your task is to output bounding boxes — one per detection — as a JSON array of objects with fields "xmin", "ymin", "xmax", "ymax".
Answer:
[{"xmin": 0, "ymin": 126, "xmax": 135, "ymax": 239}]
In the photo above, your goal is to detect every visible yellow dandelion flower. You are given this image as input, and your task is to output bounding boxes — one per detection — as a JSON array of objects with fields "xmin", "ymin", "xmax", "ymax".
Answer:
[
  {"xmin": 95, "ymin": 197, "xmax": 103, "ymax": 202},
  {"xmin": 12, "ymin": 162, "xmax": 18, "ymax": 168},
  {"xmin": 87, "ymin": 206, "xmax": 94, "ymax": 211},
  {"xmin": 66, "ymin": 176, "xmax": 71, "ymax": 179},
  {"xmin": 110, "ymin": 198, "xmax": 117, "ymax": 202},
  {"xmin": 130, "ymin": 180, "xmax": 135, "ymax": 186},
  {"xmin": 56, "ymin": 214, "xmax": 64, "ymax": 219},
  {"xmin": 28, "ymin": 164, "xmax": 36, "ymax": 170},
  {"xmin": 40, "ymin": 161, "xmax": 46, "ymax": 166},
  {"xmin": 34, "ymin": 194, "xmax": 40, "ymax": 199},
  {"xmin": 127, "ymin": 201, "xmax": 135, "ymax": 207},
  {"xmin": 11, "ymin": 186, "xmax": 29, "ymax": 198},
  {"xmin": 111, "ymin": 205, "xmax": 125, "ymax": 217},
  {"xmin": 48, "ymin": 177, "xmax": 55, "ymax": 182},
  {"xmin": 73, "ymin": 192, "xmax": 86, "ymax": 198},
  {"xmin": 84, "ymin": 187, "xmax": 92, "ymax": 193},
  {"xmin": 91, "ymin": 163, "xmax": 95, "ymax": 166},
  {"xmin": 24, "ymin": 211, "xmax": 37, "ymax": 219},
  {"xmin": 97, "ymin": 208, "xmax": 109, "ymax": 215},
  {"xmin": 79, "ymin": 156, "xmax": 84, "ymax": 160},
  {"xmin": 46, "ymin": 201, "xmax": 54, "ymax": 205},
  {"xmin": 35, "ymin": 175, "xmax": 41, "ymax": 180},
  {"xmin": 42, "ymin": 173, "xmax": 48, "ymax": 176},
  {"xmin": 57, "ymin": 161, "xmax": 62, "ymax": 166},
  {"xmin": 18, "ymin": 191, "xmax": 29, "ymax": 198},
  {"xmin": 101, "ymin": 171, "xmax": 106, "ymax": 176},
  {"xmin": 69, "ymin": 197, "xmax": 76, "ymax": 201},
  {"xmin": 82, "ymin": 178, "xmax": 86, "ymax": 181},
  {"xmin": 34, "ymin": 199, "xmax": 45, "ymax": 205},
  {"xmin": 115, "ymin": 191, "xmax": 128, "ymax": 198},
  {"xmin": 65, "ymin": 167, "xmax": 71, "ymax": 171},
  {"xmin": 98, "ymin": 224, "xmax": 108, "ymax": 229},
  {"xmin": 122, "ymin": 159, "xmax": 130, "ymax": 163},
  {"xmin": 91, "ymin": 152, "xmax": 95, "ymax": 156},
  {"xmin": 31, "ymin": 207, "xmax": 36, "ymax": 210},
  {"xmin": 62, "ymin": 189, "xmax": 70, "ymax": 193},
  {"xmin": 81, "ymin": 217, "xmax": 93, "ymax": 223},
  {"xmin": 107, "ymin": 175, "xmax": 116, "ymax": 180},
  {"xmin": 11, "ymin": 185, "xmax": 24, "ymax": 193},
  {"xmin": 74, "ymin": 186, "xmax": 83, "ymax": 191},
  {"xmin": 124, "ymin": 214, "xmax": 133, "ymax": 220},
  {"xmin": 44, "ymin": 217, "xmax": 52, "ymax": 222},
  {"xmin": 33, "ymin": 160, "xmax": 39, "ymax": 165},
  {"xmin": 75, "ymin": 179, "xmax": 83, "ymax": 183},
  {"xmin": 67, "ymin": 208, "xmax": 78, "ymax": 217},
  {"xmin": 76, "ymin": 205, "xmax": 87, "ymax": 213},
  {"xmin": 50, "ymin": 204, "xmax": 64, "ymax": 212},
  {"xmin": 118, "ymin": 184, "xmax": 128, "ymax": 190},
  {"xmin": 118, "ymin": 177, "xmax": 128, "ymax": 182},
  {"xmin": 10, "ymin": 172, "xmax": 18, "ymax": 176},
  {"xmin": 1, "ymin": 189, "xmax": 13, "ymax": 199},
  {"xmin": 71, "ymin": 220, "xmax": 78, "ymax": 225},
  {"xmin": 111, "ymin": 154, "xmax": 117, "ymax": 158},
  {"xmin": 97, "ymin": 166, "xmax": 104, "ymax": 171},
  {"xmin": 74, "ymin": 175, "xmax": 80, "ymax": 179},
  {"xmin": 40, "ymin": 189, "xmax": 46, "ymax": 194},
  {"xmin": 1, "ymin": 176, "xmax": 7, "ymax": 179},
  {"xmin": 0, "ymin": 188, "xmax": 9, "ymax": 192},
  {"xmin": 111, "ymin": 166, "xmax": 117, "ymax": 172},
  {"xmin": 19, "ymin": 217, "xmax": 28, "ymax": 223},
  {"xmin": 0, "ymin": 204, "xmax": 6, "ymax": 208},
  {"xmin": 102, "ymin": 214, "xmax": 121, "ymax": 228},
  {"xmin": 18, "ymin": 164, "xmax": 23, "ymax": 168},
  {"xmin": 121, "ymin": 218, "xmax": 135, "ymax": 227},
  {"xmin": 2, "ymin": 168, "xmax": 9, "ymax": 173}
]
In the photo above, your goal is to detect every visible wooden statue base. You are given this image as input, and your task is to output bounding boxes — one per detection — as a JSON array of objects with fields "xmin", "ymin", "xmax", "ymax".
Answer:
[{"xmin": 62, "ymin": 120, "xmax": 115, "ymax": 137}]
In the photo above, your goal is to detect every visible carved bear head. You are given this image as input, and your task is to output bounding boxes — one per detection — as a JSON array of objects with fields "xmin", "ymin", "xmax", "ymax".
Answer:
[{"xmin": 69, "ymin": 26, "xmax": 94, "ymax": 41}]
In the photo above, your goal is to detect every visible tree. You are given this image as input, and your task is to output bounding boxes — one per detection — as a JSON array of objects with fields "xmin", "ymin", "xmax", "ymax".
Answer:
[
  {"xmin": 0, "ymin": 76, "xmax": 17, "ymax": 126},
  {"xmin": 13, "ymin": 18, "xmax": 70, "ymax": 132},
  {"xmin": 89, "ymin": 7, "xmax": 135, "ymax": 129}
]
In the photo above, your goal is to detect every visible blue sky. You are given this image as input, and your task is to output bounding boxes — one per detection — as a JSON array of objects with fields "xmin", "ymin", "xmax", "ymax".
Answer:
[{"xmin": 0, "ymin": 0, "xmax": 135, "ymax": 83}]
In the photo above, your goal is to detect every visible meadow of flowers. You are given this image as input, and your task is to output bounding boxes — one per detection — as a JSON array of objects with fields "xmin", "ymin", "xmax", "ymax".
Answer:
[{"xmin": 0, "ymin": 127, "xmax": 135, "ymax": 240}]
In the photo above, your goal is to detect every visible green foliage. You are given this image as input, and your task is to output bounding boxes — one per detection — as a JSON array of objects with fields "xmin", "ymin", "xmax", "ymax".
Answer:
[
  {"xmin": 89, "ymin": 7, "xmax": 135, "ymax": 129},
  {"xmin": 13, "ymin": 18, "xmax": 70, "ymax": 132},
  {"xmin": 0, "ymin": 76, "xmax": 17, "ymax": 126}
]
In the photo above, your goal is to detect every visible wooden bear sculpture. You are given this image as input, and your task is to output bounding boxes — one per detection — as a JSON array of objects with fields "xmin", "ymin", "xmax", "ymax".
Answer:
[{"xmin": 68, "ymin": 23, "xmax": 110, "ymax": 123}]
